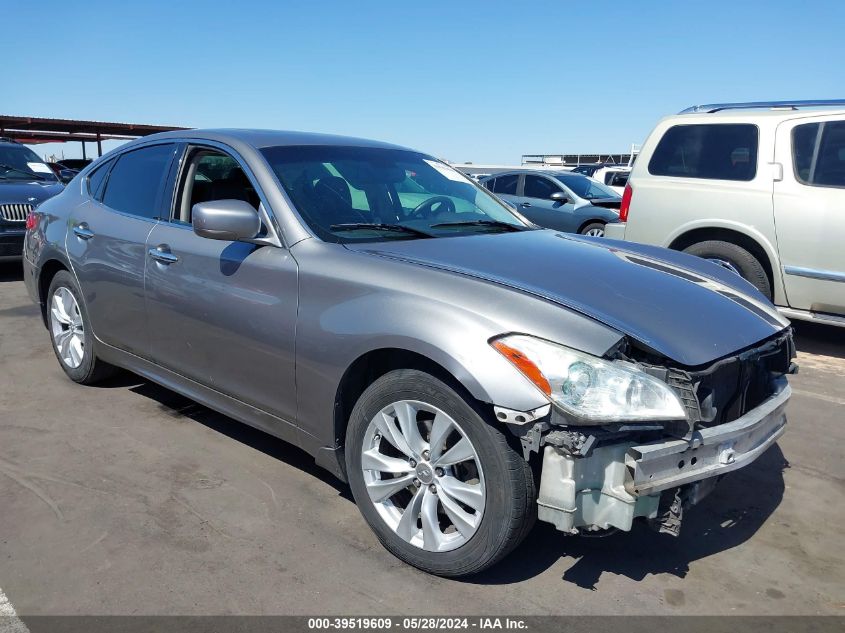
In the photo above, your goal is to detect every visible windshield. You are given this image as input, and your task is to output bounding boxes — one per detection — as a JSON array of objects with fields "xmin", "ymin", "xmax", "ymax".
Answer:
[
  {"xmin": 0, "ymin": 144, "xmax": 58, "ymax": 182},
  {"xmin": 261, "ymin": 145, "xmax": 529, "ymax": 242},
  {"xmin": 553, "ymin": 172, "xmax": 619, "ymax": 200}
]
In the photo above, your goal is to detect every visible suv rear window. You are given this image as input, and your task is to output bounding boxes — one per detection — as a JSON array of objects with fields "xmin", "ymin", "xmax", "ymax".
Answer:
[
  {"xmin": 648, "ymin": 124, "xmax": 758, "ymax": 181},
  {"xmin": 793, "ymin": 121, "xmax": 845, "ymax": 188}
]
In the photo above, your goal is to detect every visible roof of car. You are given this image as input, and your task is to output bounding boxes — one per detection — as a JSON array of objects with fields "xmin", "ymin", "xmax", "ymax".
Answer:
[
  {"xmin": 480, "ymin": 169, "xmax": 585, "ymax": 179},
  {"xmin": 669, "ymin": 108, "xmax": 845, "ymax": 122},
  {"xmin": 133, "ymin": 128, "xmax": 413, "ymax": 151}
]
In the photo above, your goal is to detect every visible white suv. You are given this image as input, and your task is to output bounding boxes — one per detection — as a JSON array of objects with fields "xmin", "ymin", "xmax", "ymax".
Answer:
[{"xmin": 605, "ymin": 100, "xmax": 845, "ymax": 327}]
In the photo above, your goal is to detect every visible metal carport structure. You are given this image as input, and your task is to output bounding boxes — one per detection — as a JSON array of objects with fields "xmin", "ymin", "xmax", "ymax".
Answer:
[{"xmin": 0, "ymin": 115, "xmax": 189, "ymax": 158}]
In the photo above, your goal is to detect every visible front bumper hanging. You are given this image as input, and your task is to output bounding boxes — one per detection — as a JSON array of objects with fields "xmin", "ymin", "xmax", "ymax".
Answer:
[{"xmin": 537, "ymin": 377, "xmax": 790, "ymax": 534}]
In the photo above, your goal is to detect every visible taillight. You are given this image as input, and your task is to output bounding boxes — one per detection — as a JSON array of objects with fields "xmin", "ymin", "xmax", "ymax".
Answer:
[
  {"xmin": 619, "ymin": 184, "xmax": 632, "ymax": 222},
  {"xmin": 25, "ymin": 211, "xmax": 38, "ymax": 231}
]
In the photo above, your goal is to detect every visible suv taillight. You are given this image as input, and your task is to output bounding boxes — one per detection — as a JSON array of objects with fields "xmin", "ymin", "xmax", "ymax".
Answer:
[
  {"xmin": 25, "ymin": 211, "xmax": 37, "ymax": 231},
  {"xmin": 619, "ymin": 184, "xmax": 632, "ymax": 222}
]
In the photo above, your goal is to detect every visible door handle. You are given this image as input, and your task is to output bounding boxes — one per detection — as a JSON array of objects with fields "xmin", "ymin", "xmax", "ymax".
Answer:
[
  {"xmin": 148, "ymin": 245, "xmax": 178, "ymax": 265},
  {"xmin": 520, "ymin": 202, "xmax": 532, "ymax": 207},
  {"xmin": 73, "ymin": 223, "xmax": 94, "ymax": 240}
]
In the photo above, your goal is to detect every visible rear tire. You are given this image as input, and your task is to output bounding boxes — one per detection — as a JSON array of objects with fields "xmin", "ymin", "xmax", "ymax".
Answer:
[
  {"xmin": 46, "ymin": 270, "xmax": 118, "ymax": 384},
  {"xmin": 683, "ymin": 240, "xmax": 772, "ymax": 300},
  {"xmin": 345, "ymin": 369, "xmax": 536, "ymax": 577},
  {"xmin": 579, "ymin": 222, "xmax": 606, "ymax": 237}
]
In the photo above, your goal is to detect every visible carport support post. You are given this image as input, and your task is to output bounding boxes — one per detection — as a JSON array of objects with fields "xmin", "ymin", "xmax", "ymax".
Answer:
[
  {"xmin": 97, "ymin": 132, "xmax": 102, "ymax": 157},
  {"xmin": 81, "ymin": 141, "xmax": 87, "ymax": 160}
]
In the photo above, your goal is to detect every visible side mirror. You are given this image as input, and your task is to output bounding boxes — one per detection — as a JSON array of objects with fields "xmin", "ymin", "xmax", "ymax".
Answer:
[
  {"xmin": 58, "ymin": 169, "xmax": 77, "ymax": 184},
  {"xmin": 549, "ymin": 191, "xmax": 570, "ymax": 204},
  {"xmin": 192, "ymin": 199, "xmax": 261, "ymax": 242}
]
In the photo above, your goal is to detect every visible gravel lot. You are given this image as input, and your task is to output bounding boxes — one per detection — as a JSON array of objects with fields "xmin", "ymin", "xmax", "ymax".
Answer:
[{"xmin": 0, "ymin": 261, "xmax": 842, "ymax": 616}]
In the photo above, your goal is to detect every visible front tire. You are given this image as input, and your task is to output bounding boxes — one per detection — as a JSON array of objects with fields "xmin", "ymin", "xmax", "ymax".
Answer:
[
  {"xmin": 682, "ymin": 240, "xmax": 772, "ymax": 300},
  {"xmin": 345, "ymin": 369, "xmax": 536, "ymax": 577},
  {"xmin": 579, "ymin": 222, "xmax": 606, "ymax": 237},
  {"xmin": 46, "ymin": 270, "xmax": 117, "ymax": 384}
]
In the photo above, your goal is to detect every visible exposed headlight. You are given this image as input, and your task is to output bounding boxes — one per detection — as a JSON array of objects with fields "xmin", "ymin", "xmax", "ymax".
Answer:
[{"xmin": 491, "ymin": 334, "xmax": 686, "ymax": 423}]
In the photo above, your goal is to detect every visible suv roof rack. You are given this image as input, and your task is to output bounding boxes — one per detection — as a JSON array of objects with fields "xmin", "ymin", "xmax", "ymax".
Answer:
[{"xmin": 679, "ymin": 99, "xmax": 845, "ymax": 114}]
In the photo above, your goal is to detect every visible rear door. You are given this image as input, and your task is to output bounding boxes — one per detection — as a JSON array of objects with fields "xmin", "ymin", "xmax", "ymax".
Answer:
[
  {"xmin": 517, "ymin": 174, "xmax": 578, "ymax": 232},
  {"xmin": 143, "ymin": 144, "xmax": 299, "ymax": 424},
  {"xmin": 488, "ymin": 173, "xmax": 521, "ymax": 207},
  {"xmin": 66, "ymin": 143, "xmax": 177, "ymax": 355},
  {"xmin": 773, "ymin": 116, "xmax": 845, "ymax": 315}
]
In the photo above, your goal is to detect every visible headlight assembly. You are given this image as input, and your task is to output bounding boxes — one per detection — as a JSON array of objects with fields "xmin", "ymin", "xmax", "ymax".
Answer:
[{"xmin": 491, "ymin": 334, "xmax": 686, "ymax": 424}]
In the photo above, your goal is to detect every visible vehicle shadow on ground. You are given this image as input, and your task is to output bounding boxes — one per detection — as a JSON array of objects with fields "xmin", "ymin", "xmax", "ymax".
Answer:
[
  {"xmin": 0, "ymin": 262, "xmax": 24, "ymax": 282},
  {"xmin": 470, "ymin": 444, "xmax": 789, "ymax": 589},
  {"xmin": 793, "ymin": 321, "xmax": 845, "ymax": 360},
  {"xmin": 119, "ymin": 377, "xmax": 353, "ymax": 498},
  {"xmin": 122, "ymin": 373, "xmax": 788, "ymax": 590}
]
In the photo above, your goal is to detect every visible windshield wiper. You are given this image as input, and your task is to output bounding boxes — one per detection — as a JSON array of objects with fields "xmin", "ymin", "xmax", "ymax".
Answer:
[
  {"xmin": 0, "ymin": 164, "xmax": 46, "ymax": 181},
  {"xmin": 430, "ymin": 219, "xmax": 526, "ymax": 232},
  {"xmin": 330, "ymin": 223, "xmax": 433, "ymax": 238}
]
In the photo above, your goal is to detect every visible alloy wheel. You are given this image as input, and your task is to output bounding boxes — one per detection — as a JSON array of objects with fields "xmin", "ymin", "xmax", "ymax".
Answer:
[
  {"xmin": 50, "ymin": 286, "xmax": 85, "ymax": 369},
  {"xmin": 361, "ymin": 400, "xmax": 486, "ymax": 552},
  {"xmin": 584, "ymin": 227, "xmax": 605, "ymax": 237}
]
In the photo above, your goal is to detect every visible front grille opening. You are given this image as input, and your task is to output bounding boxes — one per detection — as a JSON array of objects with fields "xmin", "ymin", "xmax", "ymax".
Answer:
[{"xmin": 0, "ymin": 203, "xmax": 33, "ymax": 223}]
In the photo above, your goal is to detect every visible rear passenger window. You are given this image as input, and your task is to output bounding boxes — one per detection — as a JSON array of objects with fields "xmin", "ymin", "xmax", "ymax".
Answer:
[
  {"xmin": 793, "ymin": 121, "xmax": 845, "ymax": 188},
  {"xmin": 86, "ymin": 159, "xmax": 114, "ymax": 200},
  {"xmin": 648, "ymin": 124, "xmax": 758, "ymax": 181},
  {"xmin": 102, "ymin": 144, "xmax": 175, "ymax": 219},
  {"xmin": 492, "ymin": 174, "xmax": 518, "ymax": 195}
]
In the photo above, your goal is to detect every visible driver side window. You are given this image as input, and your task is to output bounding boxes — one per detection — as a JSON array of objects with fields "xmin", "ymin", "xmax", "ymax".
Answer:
[
  {"xmin": 173, "ymin": 148, "xmax": 261, "ymax": 224},
  {"xmin": 523, "ymin": 175, "xmax": 561, "ymax": 200}
]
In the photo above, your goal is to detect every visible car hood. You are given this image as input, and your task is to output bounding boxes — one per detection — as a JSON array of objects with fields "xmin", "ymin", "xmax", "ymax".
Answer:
[
  {"xmin": 0, "ymin": 180, "xmax": 64, "ymax": 205},
  {"xmin": 347, "ymin": 230, "xmax": 789, "ymax": 367}
]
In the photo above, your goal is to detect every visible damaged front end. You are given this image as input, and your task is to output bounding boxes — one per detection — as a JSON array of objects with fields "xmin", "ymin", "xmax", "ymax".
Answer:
[{"xmin": 495, "ymin": 330, "xmax": 796, "ymax": 537}]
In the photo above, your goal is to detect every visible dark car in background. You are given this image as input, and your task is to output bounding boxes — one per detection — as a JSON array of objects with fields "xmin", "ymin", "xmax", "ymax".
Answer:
[
  {"xmin": 47, "ymin": 162, "xmax": 80, "ymax": 184},
  {"xmin": 480, "ymin": 170, "xmax": 621, "ymax": 236},
  {"xmin": 57, "ymin": 158, "xmax": 93, "ymax": 171},
  {"xmin": 0, "ymin": 138, "xmax": 64, "ymax": 260}
]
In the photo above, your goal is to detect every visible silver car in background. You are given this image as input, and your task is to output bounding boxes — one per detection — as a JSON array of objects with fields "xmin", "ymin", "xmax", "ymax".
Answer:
[{"xmin": 23, "ymin": 129, "xmax": 794, "ymax": 576}]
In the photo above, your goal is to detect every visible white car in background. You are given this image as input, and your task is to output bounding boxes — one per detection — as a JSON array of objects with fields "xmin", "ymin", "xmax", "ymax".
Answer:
[
  {"xmin": 606, "ymin": 100, "xmax": 845, "ymax": 327},
  {"xmin": 571, "ymin": 164, "xmax": 631, "ymax": 194}
]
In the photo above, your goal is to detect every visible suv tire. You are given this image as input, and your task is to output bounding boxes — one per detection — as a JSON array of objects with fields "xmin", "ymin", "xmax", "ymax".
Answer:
[
  {"xmin": 46, "ymin": 270, "xmax": 118, "ymax": 384},
  {"xmin": 683, "ymin": 240, "xmax": 772, "ymax": 299},
  {"xmin": 345, "ymin": 369, "xmax": 536, "ymax": 577}
]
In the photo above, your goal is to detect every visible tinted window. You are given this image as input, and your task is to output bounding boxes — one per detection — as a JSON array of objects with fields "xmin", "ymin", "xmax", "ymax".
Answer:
[
  {"xmin": 86, "ymin": 159, "xmax": 114, "ymax": 200},
  {"xmin": 793, "ymin": 121, "xmax": 845, "ymax": 188},
  {"xmin": 649, "ymin": 124, "xmax": 758, "ymax": 181},
  {"xmin": 492, "ymin": 174, "xmax": 518, "ymax": 195},
  {"xmin": 102, "ymin": 144, "xmax": 175, "ymax": 219},
  {"xmin": 483, "ymin": 178, "xmax": 495, "ymax": 191},
  {"xmin": 523, "ymin": 175, "xmax": 560, "ymax": 199},
  {"xmin": 553, "ymin": 172, "xmax": 620, "ymax": 200}
]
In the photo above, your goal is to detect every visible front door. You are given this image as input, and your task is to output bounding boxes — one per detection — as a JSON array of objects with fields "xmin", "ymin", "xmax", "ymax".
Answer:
[
  {"xmin": 65, "ymin": 143, "xmax": 177, "ymax": 355},
  {"xmin": 773, "ymin": 115, "xmax": 845, "ymax": 315},
  {"xmin": 518, "ymin": 174, "xmax": 577, "ymax": 232},
  {"xmin": 143, "ymin": 146, "xmax": 299, "ymax": 423}
]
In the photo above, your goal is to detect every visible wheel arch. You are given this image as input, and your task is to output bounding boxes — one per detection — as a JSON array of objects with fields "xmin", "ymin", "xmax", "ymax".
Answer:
[
  {"xmin": 577, "ymin": 218, "xmax": 608, "ymax": 234},
  {"xmin": 37, "ymin": 258, "xmax": 71, "ymax": 327},
  {"xmin": 667, "ymin": 225, "xmax": 781, "ymax": 301},
  {"xmin": 329, "ymin": 347, "xmax": 505, "ymax": 479}
]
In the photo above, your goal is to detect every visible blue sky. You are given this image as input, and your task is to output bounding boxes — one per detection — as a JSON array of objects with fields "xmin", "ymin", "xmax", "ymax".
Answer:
[{"xmin": 5, "ymin": 0, "xmax": 844, "ymax": 163}]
